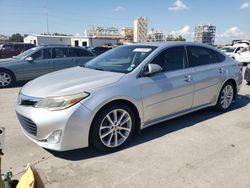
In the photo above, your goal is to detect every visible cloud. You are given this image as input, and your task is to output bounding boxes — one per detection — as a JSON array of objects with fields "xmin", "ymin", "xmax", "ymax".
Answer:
[
  {"xmin": 216, "ymin": 27, "xmax": 249, "ymax": 44},
  {"xmin": 220, "ymin": 27, "xmax": 246, "ymax": 38},
  {"xmin": 240, "ymin": 2, "xmax": 250, "ymax": 9},
  {"xmin": 168, "ymin": 0, "xmax": 189, "ymax": 11},
  {"xmin": 169, "ymin": 25, "xmax": 193, "ymax": 38},
  {"xmin": 114, "ymin": 6, "xmax": 125, "ymax": 12}
]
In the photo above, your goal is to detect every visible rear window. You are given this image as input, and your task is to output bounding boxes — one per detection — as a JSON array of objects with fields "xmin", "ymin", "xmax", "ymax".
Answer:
[
  {"xmin": 187, "ymin": 46, "xmax": 225, "ymax": 67},
  {"xmin": 53, "ymin": 48, "xmax": 69, "ymax": 58}
]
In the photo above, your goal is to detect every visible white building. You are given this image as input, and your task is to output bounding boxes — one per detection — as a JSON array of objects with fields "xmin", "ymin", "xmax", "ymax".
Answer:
[
  {"xmin": 133, "ymin": 17, "xmax": 148, "ymax": 43},
  {"xmin": 194, "ymin": 24, "xmax": 216, "ymax": 45},
  {"xmin": 121, "ymin": 27, "xmax": 134, "ymax": 43},
  {"xmin": 148, "ymin": 29, "xmax": 164, "ymax": 42},
  {"xmin": 24, "ymin": 34, "xmax": 120, "ymax": 47},
  {"xmin": 24, "ymin": 35, "xmax": 71, "ymax": 46}
]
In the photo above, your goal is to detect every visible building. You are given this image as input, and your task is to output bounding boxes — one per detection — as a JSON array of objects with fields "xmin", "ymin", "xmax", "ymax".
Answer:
[
  {"xmin": 24, "ymin": 34, "xmax": 120, "ymax": 47},
  {"xmin": 121, "ymin": 27, "xmax": 134, "ymax": 43},
  {"xmin": 148, "ymin": 29, "xmax": 164, "ymax": 42},
  {"xmin": 85, "ymin": 26, "xmax": 122, "ymax": 38},
  {"xmin": 24, "ymin": 35, "xmax": 72, "ymax": 46},
  {"xmin": 133, "ymin": 17, "xmax": 148, "ymax": 43},
  {"xmin": 0, "ymin": 34, "xmax": 9, "ymax": 42},
  {"xmin": 194, "ymin": 24, "xmax": 216, "ymax": 45}
]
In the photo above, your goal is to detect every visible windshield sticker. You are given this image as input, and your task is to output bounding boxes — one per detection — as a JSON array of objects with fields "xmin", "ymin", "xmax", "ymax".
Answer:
[{"xmin": 133, "ymin": 48, "xmax": 152, "ymax": 53}]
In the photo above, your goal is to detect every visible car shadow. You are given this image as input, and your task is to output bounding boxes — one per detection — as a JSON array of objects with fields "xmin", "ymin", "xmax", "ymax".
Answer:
[{"xmin": 47, "ymin": 94, "xmax": 250, "ymax": 161}]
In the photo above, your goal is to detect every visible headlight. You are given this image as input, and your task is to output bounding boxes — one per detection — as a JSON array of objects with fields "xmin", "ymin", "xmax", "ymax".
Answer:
[{"xmin": 35, "ymin": 92, "xmax": 90, "ymax": 111}]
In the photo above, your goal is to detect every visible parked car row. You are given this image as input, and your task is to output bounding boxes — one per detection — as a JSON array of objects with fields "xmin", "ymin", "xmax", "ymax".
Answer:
[
  {"xmin": 15, "ymin": 42, "xmax": 242, "ymax": 152},
  {"xmin": 0, "ymin": 43, "xmax": 35, "ymax": 59},
  {"xmin": 220, "ymin": 44, "xmax": 250, "ymax": 64},
  {"xmin": 0, "ymin": 46, "xmax": 95, "ymax": 87}
]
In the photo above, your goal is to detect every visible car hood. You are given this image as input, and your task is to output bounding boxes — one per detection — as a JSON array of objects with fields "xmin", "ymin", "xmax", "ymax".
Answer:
[{"xmin": 21, "ymin": 67, "xmax": 125, "ymax": 98}]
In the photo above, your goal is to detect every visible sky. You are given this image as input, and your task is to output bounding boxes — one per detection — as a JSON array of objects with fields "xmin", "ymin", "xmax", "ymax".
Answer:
[{"xmin": 0, "ymin": 0, "xmax": 249, "ymax": 44}]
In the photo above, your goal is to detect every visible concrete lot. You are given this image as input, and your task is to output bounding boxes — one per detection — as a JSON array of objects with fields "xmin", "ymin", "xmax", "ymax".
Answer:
[{"xmin": 0, "ymin": 76, "xmax": 250, "ymax": 188}]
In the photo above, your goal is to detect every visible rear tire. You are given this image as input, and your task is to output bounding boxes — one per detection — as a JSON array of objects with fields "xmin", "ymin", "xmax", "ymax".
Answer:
[
  {"xmin": 247, "ymin": 81, "xmax": 250, "ymax": 85},
  {"xmin": 0, "ymin": 70, "xmax": 15, "ymax": 88},
  {"xmin": 90, "ymin": 103, "xmax": 135, "ymax": 152},
  {"xmin": 216, "ymin": 82, "xmax": 235, "ymax": 112}
]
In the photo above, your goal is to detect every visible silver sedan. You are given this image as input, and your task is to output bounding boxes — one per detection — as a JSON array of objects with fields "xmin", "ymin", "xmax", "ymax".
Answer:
[{"xmin": 15, "ymin": 42, "xmax": 242, "ymax": 152}]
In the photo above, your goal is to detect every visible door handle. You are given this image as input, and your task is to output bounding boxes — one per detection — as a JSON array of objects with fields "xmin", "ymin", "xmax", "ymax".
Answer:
[
  {"xmin": 219, "ymin": 67, "xmax": 225, "ymax": 74},
  {"xmin": 184, "ymin": 75, "xmax": 192, "ymax": 82}
]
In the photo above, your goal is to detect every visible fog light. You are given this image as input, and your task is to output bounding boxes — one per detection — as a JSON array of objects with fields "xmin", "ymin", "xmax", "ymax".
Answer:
[{"xmin": 47, "ymin": 130, "xmax": 62, "ymax": 144}]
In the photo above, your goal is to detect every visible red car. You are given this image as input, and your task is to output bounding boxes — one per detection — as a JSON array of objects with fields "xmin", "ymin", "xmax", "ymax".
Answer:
[{"xmin": 0, "ymin": 43, "xmax": 35, "ymax": 59}]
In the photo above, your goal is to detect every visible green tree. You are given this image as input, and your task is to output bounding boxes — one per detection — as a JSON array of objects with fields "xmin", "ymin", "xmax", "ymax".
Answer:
[
  {"xmin": 175, "ymin": 35, "xmax": 186, "ymax": 41},
  {"xmin": 8, "ymin": 33, "xmax": 23, "ymax": 42},
  {"xmin": 166, "ymin": 34, "xmax": 186, "ymax": 41},
  {"xmin": 166, "ymin": 34, "xmax": 175, "ymax": 41}
]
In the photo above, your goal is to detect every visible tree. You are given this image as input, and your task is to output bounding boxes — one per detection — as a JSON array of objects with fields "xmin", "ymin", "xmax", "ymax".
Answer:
[
  {"xmin": 8, "ymin": 33, "xmax": 23, "ymax": 42},
  {"xmin": 166, "ymin": 34, "xmax": 175, "ymax": 41},
  {"xmin": 166, "ymin": 34, "xmax": 186, "ymax": 41},
  {"xmin": 175, "ymin": 35, "xmax": 186, "ymax": 41}
]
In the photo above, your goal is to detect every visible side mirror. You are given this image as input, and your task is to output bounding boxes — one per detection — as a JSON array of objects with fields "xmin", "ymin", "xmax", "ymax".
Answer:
[
  {"xmin": 142, "ymin": 64, "xmax": 162, "ymax": 76},
  {"xmin": 25, "ymin": 56, "xmax": 33, "ymax": 62}
]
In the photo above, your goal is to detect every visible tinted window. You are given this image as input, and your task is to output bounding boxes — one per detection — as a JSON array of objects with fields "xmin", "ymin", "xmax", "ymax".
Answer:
[
  {"xmin": 187, "ymin": 46, "xmax": 220, "ymax": 67},
  {"xmin": 43, "ymin": 48, "xmax": 52, "ymax": 59},
  {"xmin": 75, "ymin": 48, "xmax": 94, "ymax": 57},
  {"xmin": 2, "ymin": 44, "xmax": 13, "ymax": 51},
  {"xmin": 15, "ymin": 44, "xmax": 24, "ymax": 51},
  {"xmin": 53, "ymin": 48, "xmax": 68, "ymax": 58},
  {"xmin": 31, "ymin": 49, "xmax": 52, "ymax": 60},
  {"xmin": 31, "ymin": 50, "xmax": 43, "ymax": 60},
  {"xmin": 68, "ymin": 48, "xmax": 78, "ymax": 57},
  {"xmin": 151, "ymin": 46, "xmax": 187, "ymax": 72}
]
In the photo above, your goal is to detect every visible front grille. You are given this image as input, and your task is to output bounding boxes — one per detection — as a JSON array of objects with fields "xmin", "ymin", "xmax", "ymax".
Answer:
[{"xmin": 16, "ymin": 112, "xmax": 37, "ymax": 136}]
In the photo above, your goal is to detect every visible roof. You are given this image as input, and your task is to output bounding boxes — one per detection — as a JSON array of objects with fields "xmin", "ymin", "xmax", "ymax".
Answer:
[{"xmin": 130, "ymin": 41, "xmax": 214, "ymax": 48}]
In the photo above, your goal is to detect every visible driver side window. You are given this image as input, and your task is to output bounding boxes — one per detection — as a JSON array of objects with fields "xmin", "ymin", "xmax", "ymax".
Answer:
[
  {"xmin": 150, "ymin": 46, "xmax": 187, "ymax": 72},
  {"xmin": 31, "ymin": 50, "xmax": 43, "ymax": 61}
]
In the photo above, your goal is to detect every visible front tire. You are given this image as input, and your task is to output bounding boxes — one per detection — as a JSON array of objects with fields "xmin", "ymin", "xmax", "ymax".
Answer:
[
  {"xmin": 90, "ymin": 103, "xmax": 135, "ymax": 152},
  {"xmin": 0, "ymin": 70, "xmax": 15, "ymax": 88},
  {"xmin": 216, "ymin": 82, "xmax": 235, "ymax": 111}
]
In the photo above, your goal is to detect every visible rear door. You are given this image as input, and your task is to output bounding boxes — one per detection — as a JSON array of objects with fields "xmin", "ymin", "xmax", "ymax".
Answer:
[
  {"xmin": 186, "ymin": 46, "xmax": 227, "ymax": 108},
  {"xmin": 51, "ymin": 47, "xmax": 72, "ymax": 71},
  {"xmin": 140, "ymin": 46, "xmax": 195, "ymax": 125}
]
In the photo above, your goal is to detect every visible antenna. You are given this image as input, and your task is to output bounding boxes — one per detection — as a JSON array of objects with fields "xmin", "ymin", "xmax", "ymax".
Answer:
[{"xmin": 45, "ymin": 0, "xmax": 49, "ymax": 34}]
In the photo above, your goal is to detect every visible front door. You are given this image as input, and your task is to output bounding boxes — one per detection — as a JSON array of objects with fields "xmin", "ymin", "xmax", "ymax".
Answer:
[
  {"xmin": 21, "ymin": 48, "xmax": 54, "ymax": 80},
  {"xmin": 140, "ymin": 46, "xmax": 194, "ymax": 125}
]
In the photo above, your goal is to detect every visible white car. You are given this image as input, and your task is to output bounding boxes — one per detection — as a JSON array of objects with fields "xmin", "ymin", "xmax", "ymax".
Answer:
[
  {"xmin": 234, "ymin": 48, "xmax": 250, "ymax": 64},
  {"xmin": 220, "ymin": 46, "xmax": 237, "ymax": 57}
]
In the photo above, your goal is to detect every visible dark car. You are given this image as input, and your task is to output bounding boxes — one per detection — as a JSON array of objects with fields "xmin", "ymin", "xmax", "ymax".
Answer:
[
  {"xmin": 244, "ymin": 64, "xmax": 250, "ymax": 84},
  {"xmin": 0, "ymin": 43, "xmax": 35, "ymax": 59},
  {"xmin": 0, "ymin": 45, "xmax": 95, "ymax": 88},
  {"xmin": 91, "ymin": 46, "xmax": 112, "ymax": 56}
]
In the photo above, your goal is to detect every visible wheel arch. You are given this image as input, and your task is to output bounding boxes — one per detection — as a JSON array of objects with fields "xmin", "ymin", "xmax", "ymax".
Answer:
[
  {"xmin": 88, "ymin": 99, "xmax": 141, "ymax": 144},
  {"xmin": 0, "ymin": 68, "xmax": 16, "ymax": 80}
]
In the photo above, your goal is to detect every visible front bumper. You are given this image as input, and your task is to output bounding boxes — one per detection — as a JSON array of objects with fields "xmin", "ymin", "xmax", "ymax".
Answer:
[{"xmin": 16, "ymin": 102, "xmax": 94, "ymax": 151}]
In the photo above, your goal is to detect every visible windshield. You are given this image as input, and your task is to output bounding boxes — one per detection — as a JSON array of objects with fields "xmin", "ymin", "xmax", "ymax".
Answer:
[
  {"xmin": 13, "ymin": 47, "xmax": 40, "ymax": 59},
  {"xmin": 221, "ymin": 47, "xmax": 235, "ymax": 53},
  {"xmin": 85, "ymin": 45, "xmax": 157, "ymax": 73}
]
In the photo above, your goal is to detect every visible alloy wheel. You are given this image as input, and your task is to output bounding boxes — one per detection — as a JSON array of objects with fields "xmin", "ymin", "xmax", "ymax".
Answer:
[
  {"xmin": 220, "ymin": 85, "xmax": 234, "ymax": 109},
  {"xmin": 0, "ymin": 72, "xmax": 11, "ymax": 87},
  {"xmin": 99, "ymin": 109, "xmax": 132, "ymax": 148}
]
